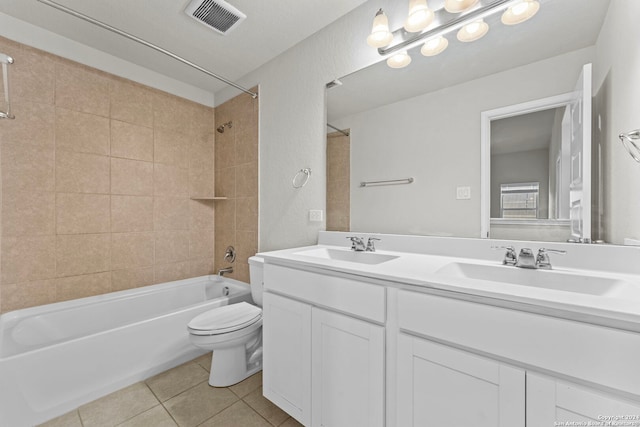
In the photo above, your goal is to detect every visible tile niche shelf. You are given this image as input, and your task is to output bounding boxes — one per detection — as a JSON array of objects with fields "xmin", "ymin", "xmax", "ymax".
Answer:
[{"xmin": 190, "ymin": 197, "xmax": 228, "ymax": 200}]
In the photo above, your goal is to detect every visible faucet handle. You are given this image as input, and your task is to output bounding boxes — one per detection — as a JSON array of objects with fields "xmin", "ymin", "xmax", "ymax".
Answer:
[
  {"xmin": 346, "ymin": 236, "xmax": 365, "ymax": 251},
  {"xmin": 491, "ymin": 245, "xmax": 517, "ymax": 266},
  {"xmin": 536, "ymin": 248, "xmax": 566, "ymax": 270},
  {"xmin": 366, "ymin": 237, "xmax": 381, "ymax": 252}
]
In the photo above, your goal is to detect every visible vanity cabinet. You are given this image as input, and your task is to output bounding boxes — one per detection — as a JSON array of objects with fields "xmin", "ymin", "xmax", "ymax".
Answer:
[
  {"xmin": 262, "ymin": 292, "xmax": 312, "ymax": 425},
  {"xmin": 397, "ymin": 333, "xmax": 525, "ymax": 427},
  {"xmin": 263, "ymin": 258, "xmax": 640, "ymax": 427},
  {"xmin": 397, "ymin": 289, "xmax": 640, "ymax": 426},
  {"xmin": 311, "ymin": 307, "xmax": 384, "ymax": 427},
  {"xmin": 527, "ymin": 373, "xmax": 640, "ymax": 425},
  {"xmin": 262, "ymin": 264, "xmax": 386, "ymax": 427}
]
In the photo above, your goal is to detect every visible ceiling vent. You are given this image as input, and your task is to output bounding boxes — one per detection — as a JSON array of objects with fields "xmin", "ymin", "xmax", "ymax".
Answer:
[{"xmin": 184, "ymin": 0, "xmax": 246, "ymax": 35}]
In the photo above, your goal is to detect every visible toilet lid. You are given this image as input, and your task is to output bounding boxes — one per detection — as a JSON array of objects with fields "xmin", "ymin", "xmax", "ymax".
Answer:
[{"xmin": 188, "ymin": 302, "xmax": 262, "ymax": 334}]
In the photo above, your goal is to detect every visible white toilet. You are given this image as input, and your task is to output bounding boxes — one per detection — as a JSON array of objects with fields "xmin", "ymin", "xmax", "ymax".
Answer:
[{"xmin": 187, "ymin": 256, "xmax": 264, "ymax": 387}]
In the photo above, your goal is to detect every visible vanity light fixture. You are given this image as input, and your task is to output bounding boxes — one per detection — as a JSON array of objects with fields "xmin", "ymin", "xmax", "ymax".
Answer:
[
  {"xmin": 444, "ymin": 0, "xmax": 480, "ymax": 13},
  {"xmin": 366, "ymin": 9, "xmax": 394, "ymax": 48},
  {"xmin": 404, "ymin": 0, "xmax": 434, "ymax": 33},
  {"xmin": 368, "ymin": 0, "xmax": 542, "ymax": 69},
  {"xmin": 457, "ymin": 19, "xmax": 489, "ymax": 42},
  {"xmin": 387, "ymin": 51, "xmax": 412, "ymax": 69},
  {"xmin": 421, "ymin": 36, "xmax": 449, "ymax": 56},
  {"xmin": 501, "ymin": 0, "xmax": 540, "ymax": 25}
]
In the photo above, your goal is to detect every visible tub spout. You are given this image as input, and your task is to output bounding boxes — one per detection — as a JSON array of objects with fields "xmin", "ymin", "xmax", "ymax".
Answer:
[{"xmin": 218, "ymin": 267, "xmax": 233, "ymax": 276}]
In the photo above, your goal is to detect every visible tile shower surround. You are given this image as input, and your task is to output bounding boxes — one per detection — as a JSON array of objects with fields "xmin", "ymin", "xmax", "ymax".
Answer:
[
  {"xmin": 0, "ymin": 35, "xmax": 258, "ymax": 313},
  {"xmin": 213, "ymin": 91, "xmax": 259, "ymax": 283}
]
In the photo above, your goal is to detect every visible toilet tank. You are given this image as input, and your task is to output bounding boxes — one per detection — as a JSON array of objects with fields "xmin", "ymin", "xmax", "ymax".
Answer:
[{"xmin": 248, "ymin": 256, "xmax": 264, "ymax": 307}]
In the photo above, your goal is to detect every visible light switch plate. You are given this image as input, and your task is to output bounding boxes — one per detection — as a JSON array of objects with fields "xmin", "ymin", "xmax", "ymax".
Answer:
[
  {"xmin": 456, "ymin": 186, "xmax": 471, "ymax": 200},
  {"xmin": 309, "ymin": 209, "xmax": 323, "ymax": 222}
]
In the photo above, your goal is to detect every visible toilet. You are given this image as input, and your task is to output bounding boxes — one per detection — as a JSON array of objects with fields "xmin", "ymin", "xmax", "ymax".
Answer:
[{"xmin": 187, "ymin": 256, "xmax": 264, "ymax": 387}]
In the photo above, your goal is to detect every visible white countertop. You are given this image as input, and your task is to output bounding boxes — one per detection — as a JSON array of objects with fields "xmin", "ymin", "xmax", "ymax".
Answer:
[{"xmin": 259, "ymin": 244, "xmax": 640, "ymax": 332}]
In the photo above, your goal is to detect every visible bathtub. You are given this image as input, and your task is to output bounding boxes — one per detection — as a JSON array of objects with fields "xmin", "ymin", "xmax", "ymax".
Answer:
[{"xmin": 0, "ymin": 275, "xmax": 252, "ymax": 426}]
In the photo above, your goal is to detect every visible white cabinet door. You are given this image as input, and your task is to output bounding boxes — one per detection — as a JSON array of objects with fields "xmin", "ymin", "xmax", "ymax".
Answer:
[
  {"xmin": 397, "ymin": 334, "xmax": 525, "ymax": 427},
  {"xmin": 527, "ymin": 373, "xmax": 640, "ymax": 425},
  {"xmin": 263, "ymin": 292, "xmax": 312, "ymax": 426},
  {"xmin": 311, "ymin": 307, "xmax": 385, "ymax": 427}
]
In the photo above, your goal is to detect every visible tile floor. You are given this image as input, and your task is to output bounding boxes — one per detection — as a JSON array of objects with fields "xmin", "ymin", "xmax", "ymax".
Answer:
[{"xmin": 39, "ymin": 353, "xmax": 303, "ymax": 427}]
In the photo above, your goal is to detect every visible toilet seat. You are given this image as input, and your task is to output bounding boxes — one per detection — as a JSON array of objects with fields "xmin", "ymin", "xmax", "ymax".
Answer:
[{"xmin": 188, "ymin": 302, "xmax": 262, "ymax": 336}]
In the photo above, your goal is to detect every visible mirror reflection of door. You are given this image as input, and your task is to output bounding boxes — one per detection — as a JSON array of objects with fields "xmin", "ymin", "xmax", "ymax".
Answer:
[{"xmin": 484, "ymin": 63, "xmax": 593, "ymax": 242}]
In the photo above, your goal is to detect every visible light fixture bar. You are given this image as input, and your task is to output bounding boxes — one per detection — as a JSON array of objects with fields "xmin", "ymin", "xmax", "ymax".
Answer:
[
  {"xmin": 37, "ymin": 0, "xmax": 258, "ymax": 99},
  {"xmin": 378, "ymin": 0, "xmax": 515, "ymax": 56}
]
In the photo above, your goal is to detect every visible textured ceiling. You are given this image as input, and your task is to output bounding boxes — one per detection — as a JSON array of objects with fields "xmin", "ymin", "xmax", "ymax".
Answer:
[{"xmin": 0, "ymin": 0, "xmax": 368, "ymax": 94}]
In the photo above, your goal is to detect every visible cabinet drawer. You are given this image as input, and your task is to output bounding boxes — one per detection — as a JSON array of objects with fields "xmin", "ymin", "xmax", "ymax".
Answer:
[
  {"xmin": 398, "ymin": 290, "xmax": 640, "ymax": 398},
  {"xmin": 264, "ymin": 264, "xmax": 385, "ymax": 323}
]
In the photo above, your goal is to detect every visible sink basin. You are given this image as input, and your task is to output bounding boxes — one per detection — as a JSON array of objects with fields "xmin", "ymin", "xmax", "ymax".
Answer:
[
  {"xmin": 435, "ymin": 262, "xmax": 640, "ymax": 300},
  {"xmin": 294, "ymin": 247, "xmax": 399, "ymax": 265}
]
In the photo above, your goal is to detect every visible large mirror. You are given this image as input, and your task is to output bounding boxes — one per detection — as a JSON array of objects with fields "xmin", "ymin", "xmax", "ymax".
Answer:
[{"xmin": 326, "ymin": 0, "xmax": 639, "ymax": 245}]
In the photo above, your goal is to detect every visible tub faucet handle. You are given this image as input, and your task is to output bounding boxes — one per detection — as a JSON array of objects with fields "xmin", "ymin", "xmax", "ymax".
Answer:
[{"xmin": 224, "ymin": 246, "xmax": 236, "ymax": 263}]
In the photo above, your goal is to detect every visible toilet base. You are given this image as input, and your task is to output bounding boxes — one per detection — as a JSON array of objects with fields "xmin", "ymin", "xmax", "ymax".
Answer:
[{"xmin": 208, "ymin": 344, "xmax": 262, "ymax": 387}]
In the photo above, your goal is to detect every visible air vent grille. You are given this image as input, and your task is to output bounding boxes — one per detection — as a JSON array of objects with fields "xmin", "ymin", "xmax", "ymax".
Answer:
[{"xmin": 185, "ymin": 0, "xmax": 246, "ymax": 35}]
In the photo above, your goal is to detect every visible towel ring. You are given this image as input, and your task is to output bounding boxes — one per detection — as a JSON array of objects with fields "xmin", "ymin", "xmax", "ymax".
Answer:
[
  {"xmin": 292, "ymin": 168, "xmax": 311, "ymax": 189},
  {"xmin": 619, "ymin": 129, "xmax": 640, "ymax": 163}
]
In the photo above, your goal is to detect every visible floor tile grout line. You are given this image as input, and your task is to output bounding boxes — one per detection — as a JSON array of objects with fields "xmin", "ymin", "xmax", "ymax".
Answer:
[
  {"xmin": 106, "ymin": 382, "xmax": 161, "ymax": 427},
  {"xmin": 240, "ymin": 394, "xmax": 281, "ymax": 427},
  {"xmin": 193, "ymin": 399, "xmax": 267, "ymax": 427},
  {"xmin": 191, "ymin": 393, "xmax": 241, "ymax": 427},
  {"xmin": 146, "ymin": 362, "xmax": 209, "ymax": 403}
]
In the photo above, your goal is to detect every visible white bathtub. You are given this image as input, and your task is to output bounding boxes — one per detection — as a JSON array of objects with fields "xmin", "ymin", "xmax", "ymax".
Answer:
[{"xmin": 0, "ymin": 275, "xmax": 252, "ymax": 427}]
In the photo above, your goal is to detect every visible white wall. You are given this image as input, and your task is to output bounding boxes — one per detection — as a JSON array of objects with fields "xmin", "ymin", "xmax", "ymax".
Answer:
[
  {"xmin": 593, "ymin": 0, "xmax": 640, "ymax": 244},
  {"xmin": 215, "ymin": 1, "xmax": 424, "ymax": 251},
  {"xmin": 0, "ymin": 12, "xmax": 214, "ymax": 106},
  {"xmin": 333, "ymin": 48, "xmax": 594, "ymax": 238}
]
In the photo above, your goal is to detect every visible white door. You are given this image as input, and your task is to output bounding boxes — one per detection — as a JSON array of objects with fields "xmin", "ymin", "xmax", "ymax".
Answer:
[
  {"xmin": 569, "ymin": 63, "xmax": 593, "ymax": 241},
  {"xmin": 397, "ymin": 334, "xmax": 525, "ymax": 427},
  {"xmin": 262, "ymin": 292, "xmax": 312, "ymax": 426},
  {"xmin": 527, "ymin": 373, "xmax": 640, "ymax": 425},
  {"xmin": 311, "ymin": 307, "xmax": 385, "ymax": 427}
]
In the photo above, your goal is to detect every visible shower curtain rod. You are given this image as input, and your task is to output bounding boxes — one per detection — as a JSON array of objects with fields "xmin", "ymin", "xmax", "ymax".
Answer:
[
  {"xmin": 327, "ymin": 123, "xmax": 350, "ymax": 137},
  {"xmin": 37, "ymin": 0, "xmax": 258, "ymax": 99}
]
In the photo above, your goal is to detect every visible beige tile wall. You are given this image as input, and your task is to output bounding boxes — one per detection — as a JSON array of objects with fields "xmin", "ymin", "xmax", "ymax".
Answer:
[
  {"xmin": 213, "ymin": 90, "xmax": 259, "ymax": 283},
  {"xmin": 326, "ymin": 131, "xmax": 350, "ymax": 232},
  {"xmin": 0, "ymin": 36, "xmax": 217, "ymax": 313}
]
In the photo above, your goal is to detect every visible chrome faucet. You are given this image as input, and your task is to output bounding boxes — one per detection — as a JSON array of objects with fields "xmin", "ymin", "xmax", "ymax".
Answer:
[
  {"xmin": 346, "ymin": 236, "xmax": 366, "ymax": 251},
  {"xmin": 217, "ymin": 267, "xmax": 233, "ymax": 276},
  {"xmin": 535, "ymin": 248, "xmax": 566, "ymax": 270},
  {"xmin": 516, "ymin": 248, "xmax": 537, "ymax": 269},
  {"xmin": 366, "ymin": 237, "xmax": 381, "ymax": 252},
  {"xmin": 492, "ymin": 246, "xmax": 517, "ymax": 266}
]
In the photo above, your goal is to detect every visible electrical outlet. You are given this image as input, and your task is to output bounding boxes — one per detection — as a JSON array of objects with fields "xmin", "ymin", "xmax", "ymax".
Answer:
[
  {"xmin": 309, "ymin": 209, "xmax": 323, "ymax": 222},
  {"xmin": 456, "ymin": 186, "xmax": 471, "ymax": 200}
]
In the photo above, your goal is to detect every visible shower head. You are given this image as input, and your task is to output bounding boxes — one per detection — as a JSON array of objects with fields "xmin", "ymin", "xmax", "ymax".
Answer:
[{"xmin": 216, "ymin": 121, "xmax": 233, "ymax": 133}]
